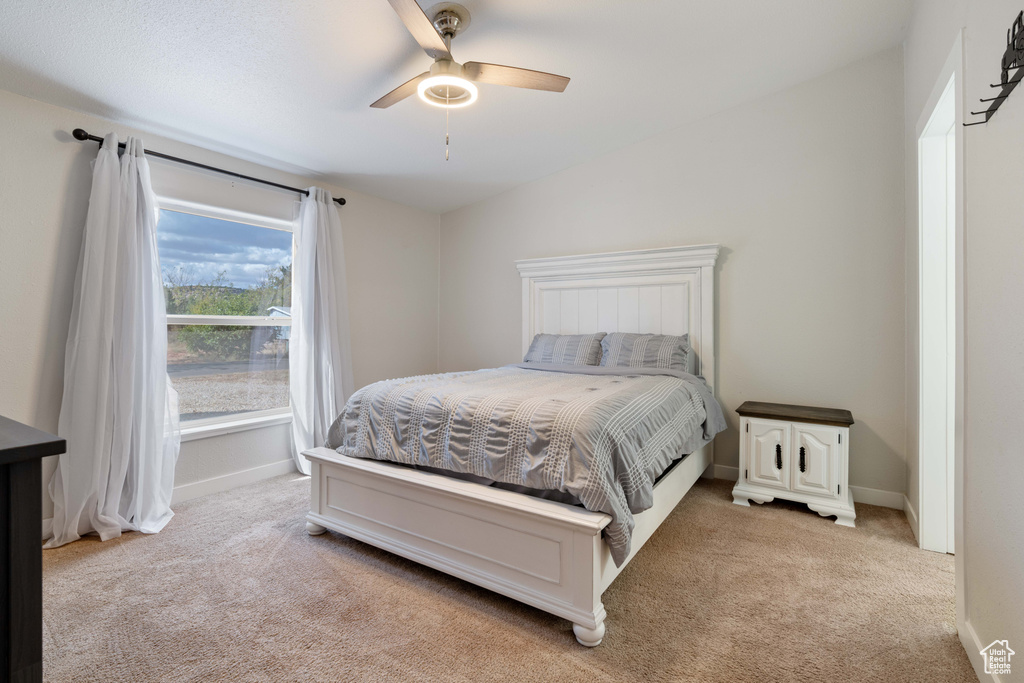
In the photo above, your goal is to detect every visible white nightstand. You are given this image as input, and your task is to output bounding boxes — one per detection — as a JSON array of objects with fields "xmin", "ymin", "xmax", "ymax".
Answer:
[{"xmin": 731, "ymin": 401, "xmax": 856, "ymax": 527}]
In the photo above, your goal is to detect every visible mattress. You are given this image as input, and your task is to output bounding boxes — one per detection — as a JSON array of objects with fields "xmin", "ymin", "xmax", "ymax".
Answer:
[{"xmin": 325, "ymin": 363, "xmax": 726, "ymax": 566}]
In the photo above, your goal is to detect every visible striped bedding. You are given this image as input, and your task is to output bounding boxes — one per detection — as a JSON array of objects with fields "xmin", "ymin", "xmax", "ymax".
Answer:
[
  {"xmin": 324, "ymin": 363, "xmax": 726, "ymax": 566},
  {"xmin": 600, "ymin": 332, "xmax": 689, "ymax": 371},
  {"xmin": 523, "ymin": 332, "xmax": 605, "ymax": 365}
]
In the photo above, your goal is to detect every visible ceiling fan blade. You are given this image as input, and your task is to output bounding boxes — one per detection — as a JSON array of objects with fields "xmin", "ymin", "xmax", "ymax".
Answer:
[
  {"xmin": 386, "ymin": 0, "xmax": 452, "ymax": 60},
  {"xmin": 370, "ymin": 72, "xmax": 430, "ymax": 108},
  {"xmin": 463, "ymin": 63, "xmax": 570, "ymax": 92}
]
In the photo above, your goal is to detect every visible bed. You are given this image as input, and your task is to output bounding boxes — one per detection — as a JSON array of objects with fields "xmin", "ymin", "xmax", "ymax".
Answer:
[{"xmin": 303, "ymin": 244, "xmax": 721, "ymax": 646}]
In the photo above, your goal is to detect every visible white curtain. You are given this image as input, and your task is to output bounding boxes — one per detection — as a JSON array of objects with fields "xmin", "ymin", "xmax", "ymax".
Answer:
[
  {"xmin": 290, "ymin": 187, "xmax": 354, "ymax": 474},
  {"xmin": 46, "ymin": 134, "xmax": 180, "ymax": 548}
]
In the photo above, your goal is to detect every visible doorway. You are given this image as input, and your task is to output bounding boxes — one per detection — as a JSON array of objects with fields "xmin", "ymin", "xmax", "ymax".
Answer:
[{"xmin": 917, "ymin": 74, "xmax": 956, "ymax": 554}]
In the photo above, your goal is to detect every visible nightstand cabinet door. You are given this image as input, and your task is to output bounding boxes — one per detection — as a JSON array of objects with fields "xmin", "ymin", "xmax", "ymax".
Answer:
[
  {"xmin": 746, "ymin": 418, "xmax": 789, "ymax": 491},
  {"xmin": 790, "ymin": 424, "xmax": 839, "ymax": 498}
]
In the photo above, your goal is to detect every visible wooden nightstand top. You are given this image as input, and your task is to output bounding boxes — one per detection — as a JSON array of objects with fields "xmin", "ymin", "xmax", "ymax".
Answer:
[
  {"xmin": 736, "ymin": 401, "xmax": 854, "ymax": 427},
  {"xmin": 0, "ymin": 415, "xmax": 65, "ymax": 466}
]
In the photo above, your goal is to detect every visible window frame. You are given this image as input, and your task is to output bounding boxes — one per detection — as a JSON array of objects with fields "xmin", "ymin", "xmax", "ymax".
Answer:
[{"xmin": 157, "ymin": 195, "xmax": 296, "ymax": 439}]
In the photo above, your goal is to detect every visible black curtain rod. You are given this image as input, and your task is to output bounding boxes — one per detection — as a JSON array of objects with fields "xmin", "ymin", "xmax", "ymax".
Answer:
[{"xmin": 71, "ymin": 128, "xmax": 346, "ymax": 206}]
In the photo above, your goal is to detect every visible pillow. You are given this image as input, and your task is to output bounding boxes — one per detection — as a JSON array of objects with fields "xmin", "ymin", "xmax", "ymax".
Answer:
[
  {"xmin": 523, "ymin": 333, "xmax": 606, "ymax": 366},
  {"xmin": 600, "ymin": 332, "xmax": 689, "ymax": 371}
]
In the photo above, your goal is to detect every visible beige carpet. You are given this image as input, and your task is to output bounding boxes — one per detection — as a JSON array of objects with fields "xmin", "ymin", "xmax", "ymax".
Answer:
[{"xmin": 42, "ymin": 475, "xmax": 975, "ymax": 682}]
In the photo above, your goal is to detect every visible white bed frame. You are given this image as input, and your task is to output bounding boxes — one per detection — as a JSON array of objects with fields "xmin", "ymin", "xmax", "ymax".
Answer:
[{"xmin": 304, "ymin": 244, "xmax": 720, "ymax": 646}]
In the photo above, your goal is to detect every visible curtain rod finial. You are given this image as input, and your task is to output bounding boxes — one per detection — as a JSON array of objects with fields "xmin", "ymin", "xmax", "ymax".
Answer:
[{"xmin": 72, "ymin": 128, "xmax": 90, "ymax": 141}]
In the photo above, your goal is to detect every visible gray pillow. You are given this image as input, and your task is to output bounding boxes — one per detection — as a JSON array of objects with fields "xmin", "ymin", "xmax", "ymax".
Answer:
[
  {"xmin": 600, "ymin": 332, "xmax": 689, "ymax": 371},
  {"xmin": 523, "ymin": 333, "xmax": 606, "ymax": 366}
]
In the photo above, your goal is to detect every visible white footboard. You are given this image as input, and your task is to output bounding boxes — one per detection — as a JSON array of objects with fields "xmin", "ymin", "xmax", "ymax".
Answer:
[
  {"xmin": 305, "ymin": 447, "xmax": 612, "ymax": 643},
  {"xmin": 305, "ymin": 443, "xmax": 712, "ymax": 646}
]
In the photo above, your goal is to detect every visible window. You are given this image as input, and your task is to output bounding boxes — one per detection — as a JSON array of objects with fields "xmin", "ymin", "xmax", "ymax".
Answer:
[{"xmin": 157, "ymin": 199, "xmax": 294, "ymax": 427}]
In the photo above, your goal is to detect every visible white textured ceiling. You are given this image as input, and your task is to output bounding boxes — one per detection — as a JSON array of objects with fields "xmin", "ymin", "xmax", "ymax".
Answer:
[{"xmin": 0, "ymin": 0, "xmax": 911, "ymax": 213}]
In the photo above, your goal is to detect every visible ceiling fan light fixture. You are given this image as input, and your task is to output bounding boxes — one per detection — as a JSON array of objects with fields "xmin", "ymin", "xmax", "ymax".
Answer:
[
  {"xmin": 370, "ymin": 2, "xmax": 568, "ymax": 111},
  {"xmin": 417, "ymin": 74, "xmax": 478, "ymax": 108}
]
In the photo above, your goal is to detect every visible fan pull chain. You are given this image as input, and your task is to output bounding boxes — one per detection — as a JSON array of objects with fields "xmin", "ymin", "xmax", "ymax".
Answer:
[{"xmin": 445, "ymin": 85, "xmax": 450, "ymax": 161}]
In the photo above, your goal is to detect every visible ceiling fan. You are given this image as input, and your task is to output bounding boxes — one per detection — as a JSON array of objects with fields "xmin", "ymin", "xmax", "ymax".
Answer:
[{"xmin": 371, "ymin": 0, "xmax": 570, "ymax": 109}]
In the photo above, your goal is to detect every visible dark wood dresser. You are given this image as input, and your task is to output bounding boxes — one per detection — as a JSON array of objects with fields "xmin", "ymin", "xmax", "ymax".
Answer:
[{"xmin": 1, "ymin": 416, "xmax": 65, "ymax": 683}]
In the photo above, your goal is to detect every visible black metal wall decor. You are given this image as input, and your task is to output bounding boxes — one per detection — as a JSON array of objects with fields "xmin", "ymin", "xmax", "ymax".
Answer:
[{"xmin": 966, "ymin": 10, "xmax": 1024, "ymax": 126}]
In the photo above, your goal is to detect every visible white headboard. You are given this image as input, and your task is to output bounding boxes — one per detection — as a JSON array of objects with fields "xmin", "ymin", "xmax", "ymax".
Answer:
[{"xmin": 516, "ymin": 245, "xmax": 719, "ymax": 390}]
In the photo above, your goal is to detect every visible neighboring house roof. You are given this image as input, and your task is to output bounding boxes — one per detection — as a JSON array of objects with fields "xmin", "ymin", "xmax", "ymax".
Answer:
[{"xmin": 267, "ymin": 306, "xmax": 291, "ymax": 316}]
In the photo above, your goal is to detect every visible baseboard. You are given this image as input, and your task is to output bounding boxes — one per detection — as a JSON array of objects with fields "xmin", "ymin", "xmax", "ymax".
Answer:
[
  {"xmin": 903, "ymin": 495, "xmax": 920, "ymax": 542},
  {"xmin": 712, "ymin": 465, "xmax": 904, "ymax": 510},
  {"xmin": 849, "ymin": 485, "xmax": 904, "ymax": 510},
  {"xmin": 171, "ymin": 459, "xmax": 297, "ymax": 505},
  {"xmin": 714, "ymin": 464, "xmax": 740, "ymax": 481},
  {"xmin": 41, "ymin": 461, "xmax": 298, "ymax": 540},
  {"xmin": 961, "ymin": 618, "xmax": 999, "ymax": 682}
]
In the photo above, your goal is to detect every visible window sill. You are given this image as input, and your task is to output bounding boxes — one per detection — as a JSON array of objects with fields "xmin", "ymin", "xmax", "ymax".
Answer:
[{"xmin": 180, "ymin": 411, "xmax": 292, "ymax": 443}]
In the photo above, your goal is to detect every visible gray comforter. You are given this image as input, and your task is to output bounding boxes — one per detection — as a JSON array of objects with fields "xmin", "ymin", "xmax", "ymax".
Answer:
[{"xmin": 325, "ymin": 363, "xmax": 726, "ymax": 566}]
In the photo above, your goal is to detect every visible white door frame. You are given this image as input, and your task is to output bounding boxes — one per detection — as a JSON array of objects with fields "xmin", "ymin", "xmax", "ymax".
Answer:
[
  {"xmin": 914, "ymin": 30, "xmax": 965, "ymax": 628},
  {"xmin": 917, "ymin": 74, "xmax": 955, "ymax": 555}
]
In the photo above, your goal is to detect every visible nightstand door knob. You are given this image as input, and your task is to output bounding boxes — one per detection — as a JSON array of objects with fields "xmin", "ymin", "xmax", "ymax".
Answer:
[
  {"xmin": 799, "ymin": 446, "xmax": 806, "ymax": 473},
  {"xmin": 775, "ymin": 443, "xmax": 782, "ymax": 470}
]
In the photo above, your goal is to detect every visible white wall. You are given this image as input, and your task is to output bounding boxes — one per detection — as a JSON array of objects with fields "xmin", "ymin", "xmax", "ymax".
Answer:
[
  {"xmin": 904, "ymin": 0, "xmax": 1024, "ymax": 676},
  {"xmin": 439, "ymin": 48, "xmax": 907, "ymax": 497},
  {"xmin": 0, "ymin": 88, "xmax": 440, "ymax": 519}
]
